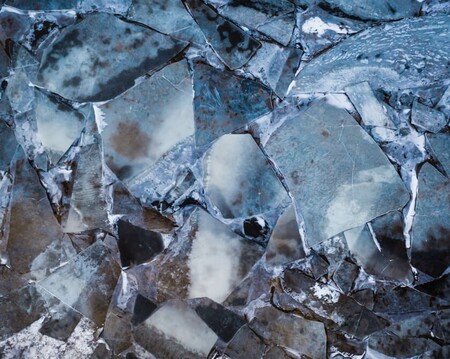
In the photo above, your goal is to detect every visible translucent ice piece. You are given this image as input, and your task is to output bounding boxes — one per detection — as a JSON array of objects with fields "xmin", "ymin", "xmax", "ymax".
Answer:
[
  {"xmin": 427, "ymin": 132, "xmax": 450, "ymax": 175},
  {"xmin": 6, "ymin": 148, "xmax": 63, "ymax": 276},
  {"xmin": 193, "ymin": 62, "xmax": 273, "ymax": 146},
  {"xmin": 128, "ymin": 0, "xmax": 204, "ymax": 44},
  {"xmin": 217, "ymin": 0, "xmax": 295, "ymax": 46},
  {"xmin": 184, "ymin": 0, "xmax": 260, "ymax": 69},
  {"xmin": 323, "ymin": 0, "xmax": 422, "ymax": 21},
  {"xmin": 0, "ymin": 45, "xmax": 10, "ymax": 79},
  {"xmin": 205, "ymin": 134, "xmax": 288, "ymax": 219},
  {"xmin": 264, "ymin": 100, "xmax": 409, "ymax": 246},
  {"xmin": 187, "ymin": 208, "xmax": 264, "ymax": 302},
  {"xmin": 282, "ymin": 269, "xmax": 388, "ymax": 339},
  {"xmin": 101, "ymin": 60, "xmax": 194, "ymax": 182},
  {"xmin": 0, "ymin": 120, "xmax": 18, "ymax": 171},
  {"xmin": 345, "ymin": 82, "xmax": 394, "ymax": 128},
  {"xmin": 4, "ymin": 0, "xmax": 78, "ymax": 10},
  {"xmin": 250, "ymin": 306, "xmax": 327, "ymax": 358},
  {"xmin": 34, "ymin": 90, "xmax": 85, "ymax": 165},
  {"xmin": 38, "ymin": 241, "xmax": 121, "ymax": 326},
  {"xmin": 224, "ymin": 325, "xmax": 266, "ymax": 359},
  {"xmin": 265, "ymin": 204, "xmax": 305, "ymax": 266},
  {"xmin": 411, "ymin": 163, "xmax": 450, "ymax": 278},
  {"xmin": 244, "ymin": 41, "xmax": 303, "ymax": 98},
  {"xmin": 411, "ymin": 100, "xmax": 448, "ymax": 133},
  {"xmin": 36, "ymin": 13, "xmax": 187, "ymax": 102},
  {"xmin": 134, "ymin": 299, "xmax": 218, "ymax": 358},
  {"xmin": 63, "ymin": 121, "xmax": 109, "ymax": 233},
  {"xmin": 293, "ymin": 16, "xmax": 450, "ymax": 93}
]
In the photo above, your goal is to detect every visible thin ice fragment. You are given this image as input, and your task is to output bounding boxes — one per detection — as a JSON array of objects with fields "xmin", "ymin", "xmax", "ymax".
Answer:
[
  {"xmin": 224, "ymin": 325, "xmax": 266, "ymax": 359},
  {"xmin": 265, "ymin": 100, "xmax": 409, "ymax": 246},
  {"xmin": 134, "ymin": 299, "xmax": 218, "ymax": 358},
  {"xmin": 322, "ymin": 0, "xmax": 422, "ymax": 20},
  {"xmin": 216, "ymin": 0, "xmax": 296, "ymax": 46},
  {"xmin": 265, "ymin": 204, "xmax": 305, "ymax": 266},
  {"xmin": 187, "ymin": 297, "xmax": 246, "ymax": 342},
  {"xmin": 250, "ymin": 306, "xmax": 327, "ymax": 358},
  {"xmin": 184, "ymin": 0, "xmax": 261, "ymax": 69},
  {"xmin": 34, "ymin": 90, "xmax": 85, "ymax": 165},
  {"xmin": 411, "ymin": 163, "xmax": 450, "ymax": 278},
  {"xmin": 131, "ymin": 294, "xmax": 158, "ymax": 326},
  {"xmin": 187, "ymin": 208, "xmax": 264, "ymax": 302},
  {"xmin": 128, "ymin": 0, "xmax": 204, "ymax": 44},
  {"xmin": 244, "ymin": 41, "xmax": 303, "ymax": 98},
  {"xmin": 0, "ymin": 120, "xmax": 18, "ymax": 171},
  {"xmin": 117, "ymin": 219, "xmax": 164, "ymax": 267},
  {"xmin": 345, "ymin": 81, "xmax": 394, "ymax": 128},
  {"xmin": 64, "ymin": 119, "xmax": 109, "ymax": 233},
  {"xmin": 6, "ymin": 147, "xmax": 64, "ymax": 276},
  {"xmin": 412, "ymin": 100, "xmax": 448, "ymax": 133},
  {"xmin": 205, "ymin": 134, "xmax": 288, "ymax": 219},
  {"xmin": 36, "ymin": 13, "xmax": 187, "ymax": 102},
  {"xmin": 293, "ymin": 16, "xmax": 450, "ymax": 93},
  {"xmin": 101, "ymin": 60, "xmax": 194, "ymax": 182},
  {"xmin": 427, "ymin": 132, "xmax": 450, "ymax": 175},
  {"xmin": 39, "ymin": 303, "xmax": 82, "ymax": 341},
  {"xmin": 193, "ymin": 62, "xmax": 273, "ymax": 147},
  {"xmin": 38, "ymin": 241, "xmax": 121, "ymax": 326},
  {"xmin": 4, "ymin": 0, "xmax": 78, "ymax": 10}
]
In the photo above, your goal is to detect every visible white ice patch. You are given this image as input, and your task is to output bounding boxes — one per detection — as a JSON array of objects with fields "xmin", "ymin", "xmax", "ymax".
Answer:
[
  {"xmin": 302, "ymin": 17, "xmax": 348, "ymax": 36},
  {"xmin": 312, "ymin": 283, "xmax": 341, "ymax": 304}
]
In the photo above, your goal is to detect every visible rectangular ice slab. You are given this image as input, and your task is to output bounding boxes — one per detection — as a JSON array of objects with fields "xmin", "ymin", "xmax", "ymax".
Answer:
[{"xmin": 264, "ymin": 100, "xmax": 409, "ymax": 246}]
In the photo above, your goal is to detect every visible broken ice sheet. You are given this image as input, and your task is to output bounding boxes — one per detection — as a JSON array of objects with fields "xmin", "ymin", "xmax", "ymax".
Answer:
[
  {"xmin": 265, "ymin": 203, "xmax": 305, "ymax": 266},
  {"xmin": 101, "ymin": 60, "xmax": 194, "ymax": 182},
  {"xmin": 344, "ymin": 211, "xmax": 413, "ymax": 283},
  {"xmin": 36, "ymin": 12, "xmax": 187, "ymax": 102},
  {"xmin": 244, "ymin": 41, "xmax": 303, "ymax": 99},
  {"xmin": 187, "ymin": 208, "xmax": 264, "ymax": 302},
  {"xmin": 345, "ymin": 81, "xmax": 394, "ymax": 128},
  {"xmin": 63, "ymin": 118, "xmax": 109, "ymax": 233},
  {"xmin": 411, "ymin": 163, "xmax": 450, "ymax": 278},
  {"xmin": 428, "ymin": 132, "xmax": 450, "ymax": 175},
  {"xmin": 213, "ymin": 0, "xmax": 296, "ymax": 46},
  {"xmin": 293, "ymin": 15, "xmax": 450, "ymax": 93},
  {"xmin": 4, "ymin": 147, "xmax": 64, "ymax": 278},
  {"xmin": 0, "ymin": 120, "xmax": 18, "ymax": 171},
  {"xmin": 134, "ymin": 299, "xmax": 218, "ymax": 359},
  {"xmin": 193, "ymin": 62, "xmax": 274, "ymax": 147},
  {"xmin": 37, "ymin": 241, "xmax": 120, "ymax": 326},
  {"xmin": 205, "ymin": 134, "xmax": 288, "ymax": 219},
  {"xmin": 128, "ymin": 0, "xmax": 204, "ymax": 44},
  {"xmin": 184, "ymin": 0, "xmax": 261, "ymax": 69},
  {"xmin": 281, "ymin": 269, "xmax": 389, "ymax": 339},
  {"xmin": 264, "ymin": 100, "xmax": 409, "ymax": 246},
  {"xmin": 322, "ymin": 0, "xmax": 422, "ymax": 21},
  {"xmin": 250, "ymin": 306, "xmax": 327, "ymax": 358},
  {"xmin": 298, "ymin": 6, "xmax": 366, "ymax": 58},
  {"xmin": 412, "ymin": 100, "xmax": 448, "ymax": 133},
  {"xmin": 34, "ymin": 89, "xmax": 85, "ymax": 165}
]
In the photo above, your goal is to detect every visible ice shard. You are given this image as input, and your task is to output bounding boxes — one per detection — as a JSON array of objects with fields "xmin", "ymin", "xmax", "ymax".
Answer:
[
  {"xmin": 101, "ymin": 60, "xmax": 194, "ymax": 182},
  {"xmin": 5, "ymin": 148, "xmax": 64, "ymax": 277},
  {"xmin": 293, "ymin": 16, "xmax": 450, "ymax": 93},
  {"xmin": 36, "ymin": 13, "xmax": 187, "ymax": 102},
  {"xmin": 205, "ymin": 134, "xmax": 288, "ymax": 219},
  {"xmin": 322, "ymin": 0, "xmax": 422, "ymax": 21},
  {"xmin": 411, "ymin": 163, "xmax": 450, "ymax": 278},
  {"xmin": 128, "ymin": 0, "xmax": 204, "ymax": 44},
  {"xmin": 215, "ymin": 0, "xmax": 296, "ymax": 46},
  {"xmin": 34, "ymin": 90, "xmax": 85, "ymax": 165},
  {"xmin": 0, "ymin": 120, "xmax": 18, "ymax": 171},
  {"xmin": 411, "ymin": 100, "xmax": 448, "ymax": 133},
  {"xmin": 134, "ymin": 299, "xmax": 218, "ymax": 358},
  {"xmin": 193, "ymin": 62, "xmax": 273, "ymax": 147},
  {"xmin": 187, "ymin": 208, "xmax": 264, "ymax": 302},
  {"xmin": 265, "ymin": 100, "xmax": 409, "ymax": 246},
  {"xmin": 427, "ymin": 132, "xmax": 450, "ymax": 175},
  {"xmin": 265, "ymin": 203, "xmax": 305, "ymax": 266},
  {"xmin": 184, "ymin": 0, "xmax": 261, "ymax": 69},
  {"xmin": 38, "ymin": 241, "xmax": 120, "ymax": 326},
  {"xmin": 244, "ymin": 41, "xmax": 303, "ymax": 98}
]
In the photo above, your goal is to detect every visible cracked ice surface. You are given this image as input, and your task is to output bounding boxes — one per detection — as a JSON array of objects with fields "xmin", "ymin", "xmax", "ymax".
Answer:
[{"xmin": 0, "ymin": 1, "xmax": 449, "ymax": 358}]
